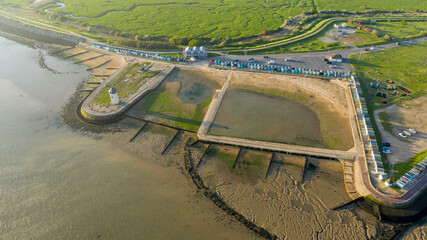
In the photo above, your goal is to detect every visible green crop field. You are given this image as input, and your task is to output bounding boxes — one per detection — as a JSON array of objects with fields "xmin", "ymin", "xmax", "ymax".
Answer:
[{"xmin": 34, "ymin": 0, "xmax": 427, "ymax": 41}]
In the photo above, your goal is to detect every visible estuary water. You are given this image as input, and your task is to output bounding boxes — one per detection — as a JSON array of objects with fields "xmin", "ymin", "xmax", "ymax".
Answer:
[{"xmin": 0, "ymin": 36, "xmax": 259, "ymax": 240}]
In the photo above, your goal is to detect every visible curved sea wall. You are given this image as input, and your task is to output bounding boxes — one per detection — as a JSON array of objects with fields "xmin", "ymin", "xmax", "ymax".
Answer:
[{"xmin": 0, "ymin": 14, "xmax": 83, "ymax": 45}]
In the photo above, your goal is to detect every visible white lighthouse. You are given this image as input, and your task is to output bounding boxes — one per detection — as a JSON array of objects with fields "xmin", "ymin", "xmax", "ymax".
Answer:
[{"xmin": 109, "ymin": 88, "xmax": 120, "ymax": 105}]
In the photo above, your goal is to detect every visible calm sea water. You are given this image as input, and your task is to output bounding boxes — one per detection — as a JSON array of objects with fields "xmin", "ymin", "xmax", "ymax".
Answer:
[{"xmin": 0, "ymin": 36, "xmax": 258, "ymax": 240}]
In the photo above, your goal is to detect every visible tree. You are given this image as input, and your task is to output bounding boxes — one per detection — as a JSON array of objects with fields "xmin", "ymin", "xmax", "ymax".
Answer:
[
  {"xmin": 383, "ymin": 34, "xmax": 391, "ymax": 41},
  {"xmin": 372, "ymin": 30, "xmax": 379, "ymax": 37},
  {"xmin": 169, "ymin": 36, "xmax": 180, "ymax": 46},
  {"xmin": 400, "ymin": 20, "xmax": 407, "ymax": 26},
  {"xmin": 188, "ymin": 39, "xmax": 201, "ymax": 47}
]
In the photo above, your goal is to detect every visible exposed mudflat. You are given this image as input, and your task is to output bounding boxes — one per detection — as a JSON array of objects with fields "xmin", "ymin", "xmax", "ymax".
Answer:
[
  {"xmin": 213, "ymin": 72, "xmax": 354, "ymax": 151},
  {"xmin": 196, "ymin": 146, "xmax": 382, "ymax": 239}
]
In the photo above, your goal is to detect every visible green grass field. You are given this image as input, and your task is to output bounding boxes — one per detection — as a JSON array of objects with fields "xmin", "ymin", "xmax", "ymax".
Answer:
[
  {"xmin": 34, "ymin": 0, "xmax": 427, "ymax": 41},
  {"xmin": 92, "ymin": 62, "xmax": 156, "ymax": 105},
  {"xmin": 139, "ymin": 82, "xmax": 213, "ymax": 131},
  {"xmin": 316, "ymin": 0, "xmax": 426, "ymax": 12},
  {"xmin": 350, "ymin": 41, "xmax": 427, "ymax": 108},
  {"xmin": 366, "ymin": 21, "xmax": 426, "ymax": 39}
]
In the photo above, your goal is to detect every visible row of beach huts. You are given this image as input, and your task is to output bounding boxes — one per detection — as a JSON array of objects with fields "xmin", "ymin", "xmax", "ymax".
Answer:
[
  {"xmin": 211, "ymin": 60, "xmax": 347, "ymax": 78},
  {"xmin": 350, "ymin": 76, "xmax": 385, "ymax": 177},
  {"xmin": 92, "ymin": 44, "xmax": 187, "ymax": 63},
  {"xmin": 396, "ymin": 158, "xmax": 427, "ymax": 189}
]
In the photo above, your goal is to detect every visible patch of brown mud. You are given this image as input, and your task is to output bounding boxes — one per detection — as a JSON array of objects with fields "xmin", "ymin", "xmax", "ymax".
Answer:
[
  {"xmin": 165, "ymin": 81, "xmax": 181, "ymax": 96},
  {"xmin": 230, "ymin": 71, "xmax": 354, "ymax": 151},
  {"xmin": 271, "ymin": 154, "xmax": 306, "ymax": 182},
  {"xmin": 302, "ymin": 158, "xmax": 352, "ymax": 210},
  {"xmin": 196, "ymin": 148, "xmax": 379, "ymax": 239}
]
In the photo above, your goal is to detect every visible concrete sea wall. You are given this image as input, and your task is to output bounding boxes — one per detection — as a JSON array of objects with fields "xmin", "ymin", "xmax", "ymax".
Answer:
[{"xmin": 0, "ymin": 14, "xmax": 84, "ymax": 45}]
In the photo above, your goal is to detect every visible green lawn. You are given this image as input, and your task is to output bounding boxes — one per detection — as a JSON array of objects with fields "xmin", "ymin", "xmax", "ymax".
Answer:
[
  {"xmin": 92, "ymin": 62, "xmax": 156, "ymax": 105},
  {"xmin": 366, "ymin": 21, "xmax": 426, "ymax": 39},
  {"xmin": 394, "ymin": 150, "xmax": 427, "ymax": 180},
  {"xmin": 348, "ymin": 21, "xmax": 426, "ymax": 47},
  {"xmin": 34, "ymin": 0, "xmax": 427, "ymax": 41},
  {"xmin": 139, "ymin": 82, "xmax": 213, "ymax": 132},
  {"xmin": 350, "ymin": 41, "xmax": 427, "ymax": 108}
]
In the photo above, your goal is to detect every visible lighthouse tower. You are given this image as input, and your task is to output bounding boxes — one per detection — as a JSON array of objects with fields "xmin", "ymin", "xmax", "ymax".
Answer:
[{"xmin": 109, "ymin": 88, "xmax": 120, "ymax": 105}]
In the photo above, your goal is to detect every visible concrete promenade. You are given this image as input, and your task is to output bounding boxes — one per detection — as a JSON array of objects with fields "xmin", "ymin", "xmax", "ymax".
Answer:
[{"xmin": 81, "ymin": 62, "xmax": 175, "ymax": 122}]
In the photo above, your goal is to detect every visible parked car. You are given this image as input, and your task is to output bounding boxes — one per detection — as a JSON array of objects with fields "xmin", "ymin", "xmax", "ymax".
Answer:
[
  {"xmin": 403, "ymin": 130, "xmax": 412, "ymax": 136},
  {"xmin": 398, "ymin": 133, "xmax": 407, "ymax": 138},
  {"xmin": 248, "ymin": 58, "xmax": 255, "ymax": 62},
  {"xmin": 408, "ymin": 128, "xmax": 417, "ymax": 134},
  {"xmin": 364, "ymin": 48, "xmax": 370, "ymax": 51},
  {"xmin": 263, "ymin": 56, "xmax": 269, "ymax": 58},
  {"xmin": 382, "ymin": 147, "xmax": 391, "ymax": 154},
  {"xmin": 233, "ymin": 59, "xmax": 240, "ymax": 62},
  {"xmin": 370, "ymin": 47, "xmax": 376, "ymax": 50},
  {"xmin": 381, "ymin": 142, "xmax": 391, "ymax": 147}
]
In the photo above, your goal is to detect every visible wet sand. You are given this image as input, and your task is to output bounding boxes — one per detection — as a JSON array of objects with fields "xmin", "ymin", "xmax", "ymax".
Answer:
[{"xmin": 221, "ymin": 72, "xmax": 354, "ymax": 151}]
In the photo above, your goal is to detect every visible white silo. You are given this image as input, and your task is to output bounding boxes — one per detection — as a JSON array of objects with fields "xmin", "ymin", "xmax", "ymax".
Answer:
[{"xmin": 109, "ymin": 88, "xmax": 120, "ymax": 105}]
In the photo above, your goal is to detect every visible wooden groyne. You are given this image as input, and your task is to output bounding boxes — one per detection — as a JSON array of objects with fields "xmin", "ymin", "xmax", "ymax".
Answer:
[
  {"xmin": 162, "ymin": 130, "xmax": 181, "ymax": 155},
  {"xmin": 183, "ymin": 140, "xmax": 278, "ymax": 240}
]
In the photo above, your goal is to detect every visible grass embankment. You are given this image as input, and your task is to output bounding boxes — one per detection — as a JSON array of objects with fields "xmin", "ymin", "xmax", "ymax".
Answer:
[
  {"xmin": 231, "ymin": 18, "xmax": 349, "ymax": 54},
  {"xmin": 315, "ymin": 0, "xmax": 427, "ymax": 12},
  {"xmin": 394, "ymin": 150, "xmax": 427, "ymax": 180},
  {"xmin": 92, "ymin": 62, "xmax": 158, "ymax": 105}
]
